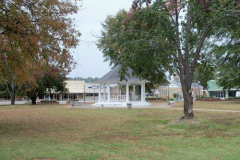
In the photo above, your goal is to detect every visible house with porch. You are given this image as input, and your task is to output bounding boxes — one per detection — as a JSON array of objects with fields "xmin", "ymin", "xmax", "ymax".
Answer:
[{"xmin": 207, "ymin": 80, "xmax": 238, "ymax": 98}]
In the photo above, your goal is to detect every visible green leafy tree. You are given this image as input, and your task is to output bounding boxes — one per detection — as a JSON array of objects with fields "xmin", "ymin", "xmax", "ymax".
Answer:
[
  {"xmin": 216, "ymin": 53, "xmax": 240, "ymax": 91},
  {"xmin": 213, "ymin": 14, "xmax": 240, "ymax": 90},
  {"xmin": 98, "ymin": 0, "xmax": 239, "ymax": 119},
  {"xmin": 193, "ymin": 59, "xmax": 215, "ymax": 89},
  {"xmin": 98, "ymin": 9, "xmax": 170, "ymax": 85}
]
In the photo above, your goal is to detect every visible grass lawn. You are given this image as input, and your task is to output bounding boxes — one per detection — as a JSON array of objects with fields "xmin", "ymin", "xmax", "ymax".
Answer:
[
  {"xmin": 174, "ymin": 101, "xmax": 240, "ymax": 111},
  {"xmin": 0, "ymin": 102, "xmax": 240, "ymax": 160}
]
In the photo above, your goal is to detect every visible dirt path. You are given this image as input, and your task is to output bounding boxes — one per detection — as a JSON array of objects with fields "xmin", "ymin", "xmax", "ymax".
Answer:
[
  {"xmin": 160, "ymin": 107, "xmax": 240, "ymax": 113},
  {"xmin": 0, "ymin": 106, "xmax": 68, "ymax": 112}
]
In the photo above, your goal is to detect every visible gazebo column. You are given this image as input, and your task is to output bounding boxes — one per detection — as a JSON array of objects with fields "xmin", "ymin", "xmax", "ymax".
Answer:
[
  {"xmin": 120, "ymin": 89, "xmax": 122, "ymax": 101},
  {"xmin": 141, "ymin": 81, "xmax": 146, "ymax": 102},
  {"xmin": 117, "ymin": 85, "xmax": 120, "ymax": 102},
  {"xmin": 107, "ymin": 84, "xmax": 110, "ymax": 102},
  {"xmin": 225, "ymin": 90, "xmax": 229, "ymax": 98},
  {"xmin": 59, "ymin": 94, "xmax": 62, "ymax": 101},
  {"xmin": 144, "ymin": 82, "xmax": 146, "ymax": 100},
  {"xmin": 133, "ymin": 83, "xmax": 136, "ymax": 101},
  {"xmin": 126, "ymin": 82, "xmax": 129, "ymax": 102},
  {"xmin": 98, "ymin": 85, "xmax": 101, "ymax": 102},
  {"xmin": 104, "ymin": 85, "xmax": 106, "ymax": 101}
]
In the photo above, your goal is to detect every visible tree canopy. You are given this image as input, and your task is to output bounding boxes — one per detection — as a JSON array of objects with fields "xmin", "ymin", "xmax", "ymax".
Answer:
[{"xmin": 97, "ymin": 9, "xmax": 171, "ymax": 86}]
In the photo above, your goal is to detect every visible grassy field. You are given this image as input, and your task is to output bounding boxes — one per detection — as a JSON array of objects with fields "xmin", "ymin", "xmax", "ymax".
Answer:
[{"xmin": 0, "ymin": 102, "xmax": 240, "ymax": 160}]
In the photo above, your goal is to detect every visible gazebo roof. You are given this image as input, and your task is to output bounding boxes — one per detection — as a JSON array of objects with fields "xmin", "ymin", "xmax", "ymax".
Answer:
[{"xmin": 97, "ymin": 65, "xmax": 149, "ymax": 84}]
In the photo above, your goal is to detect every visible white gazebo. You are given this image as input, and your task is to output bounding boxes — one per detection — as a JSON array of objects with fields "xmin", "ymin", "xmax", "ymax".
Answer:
[{"xmin": 93, "ymin": 65, "xmax": 151, "ymax": 107}]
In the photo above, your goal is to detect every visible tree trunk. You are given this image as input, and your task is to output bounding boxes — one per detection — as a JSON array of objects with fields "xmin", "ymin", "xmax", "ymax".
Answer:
[
  {"xmin": 11, "ymin": 93, "xmax": 15, "ymax": 105},
  {"xmin": 183, "ymin": 92, "xmax": 194, "ymax": 119},
  {"xmin": 31, "ymin": 97, "xmax": 37, "ymax": 105},
  {"xmin": 179, "ymin": 74, "xmax": 195, "ymax": 119},
  {"xmin": 10, "ymin": 81, "xmax": 16, "ymax": 105}
]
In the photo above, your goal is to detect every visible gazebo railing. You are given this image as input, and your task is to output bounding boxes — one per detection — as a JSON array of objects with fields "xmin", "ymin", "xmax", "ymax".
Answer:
[
  {"xmin": 130, "ymin": 95, "xmax": 141, "ymax": 101},
  {"xmin": 109, "ymin": 95, "xmax": 141, "ymax": 102},
  {"xmin": 100, "ymin": 95, "xmax": 141, "ymax": 102},
  {"xmin": 110, "ymin": 95, "xmax": 126, "ymax": 102},
  {"xmin": 100, "ymin": 97, "xmax": 106, "ymax": 101}
]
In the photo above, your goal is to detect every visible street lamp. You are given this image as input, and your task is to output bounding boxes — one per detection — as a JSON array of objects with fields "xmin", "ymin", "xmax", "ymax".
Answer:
[
  {"xmin": 93, "ymin": 86, "xmax": 95, "ymax": 100},
  {"xmin": 198, "ymin": 81, "xmax": 200, "ymax": 97}
]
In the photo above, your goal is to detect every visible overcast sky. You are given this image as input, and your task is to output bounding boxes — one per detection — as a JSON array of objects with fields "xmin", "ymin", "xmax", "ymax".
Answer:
[{"xmin": 68, "ymin": 0, "xmax": 133, "ymax": 78}]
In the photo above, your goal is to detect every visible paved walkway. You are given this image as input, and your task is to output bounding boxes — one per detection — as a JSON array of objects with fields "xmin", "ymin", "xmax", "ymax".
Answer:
[
  {"xmin": 0, "ymin": 100, "xmax": 27, "ymax": 105},
  {"xmin": 162, "ymin": 107, "xmax": 240, "ymax": 113}
]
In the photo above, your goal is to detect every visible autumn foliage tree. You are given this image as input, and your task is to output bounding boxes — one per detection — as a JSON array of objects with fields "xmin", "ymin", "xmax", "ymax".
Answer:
[
  {"xmin": 0, "ymin": 0, "xmax": 81, "ymax": 105},
  {"xmin": 24, "ymin": 64, "xmax": 68, "ymax": 105},
  {"xmin": 98, "ymin": 0, "xmax": 239, "ymax": 119}
]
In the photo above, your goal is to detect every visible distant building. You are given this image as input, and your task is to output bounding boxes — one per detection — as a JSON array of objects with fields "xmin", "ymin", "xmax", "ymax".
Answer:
[
  {"xmin": 157, "ymin": 82, "xmax": 204, "ymax": 99},
  {"xmin": 207, "ymin": 80, "xmax": 238, "ymax": 98},
  {"xmin": 41, "ymin": 80, "xmax": 102, "ymax": 101}
]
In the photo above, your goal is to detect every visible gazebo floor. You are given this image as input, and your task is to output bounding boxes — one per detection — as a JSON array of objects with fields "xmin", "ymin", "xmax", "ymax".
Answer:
[{"xmin": 93, "ymin": 101, "xmax": 151, "ymax": 107}]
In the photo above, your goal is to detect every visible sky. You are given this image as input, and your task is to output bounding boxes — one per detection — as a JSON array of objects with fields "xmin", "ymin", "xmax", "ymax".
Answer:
[{"xmin": 68, "ymin": 0, "xmax": 133, "ymax": 78}]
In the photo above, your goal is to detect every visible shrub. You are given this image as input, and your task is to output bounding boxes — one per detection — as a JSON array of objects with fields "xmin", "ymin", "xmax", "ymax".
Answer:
[
  {"xmin": 146, "ymin": 97, "xmax": 162, "ymax": 100},
  {"xmin": 41, "ymin": 100, "xmax": 56, "ymax": 103},
  {"xmin": 173, "ymin": 93, "xmax": 178, "ymax": 98}
]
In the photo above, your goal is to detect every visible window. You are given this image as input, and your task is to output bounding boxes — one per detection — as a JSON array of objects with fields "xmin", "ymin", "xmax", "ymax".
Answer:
[{"xmin": 160, "ymin": 90, "xmax": 167, "ymax": 95}]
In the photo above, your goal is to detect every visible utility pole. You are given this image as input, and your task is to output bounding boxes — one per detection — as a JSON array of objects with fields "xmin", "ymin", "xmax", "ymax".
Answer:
[
  {"xmin": 168, "ymin": 84, "xmax": 170, "ymax": 100},
  {"xmin": 84, "ymin": 84, "xmax": 85, "ymax": 102}
]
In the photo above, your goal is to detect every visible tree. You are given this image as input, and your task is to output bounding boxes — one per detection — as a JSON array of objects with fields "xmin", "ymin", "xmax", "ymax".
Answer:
[
  {"xmin": 0, "ymin": 0, "xmax": 80, "ymax": 105},
  {"xmin": 98, "ymin": 0, "xmax": 239, "ymax": 119},
  {"xmin": 216, "ymin": 52, "xmax": 240, "ymax": 91},
  {"xmin": 98, "ymin": 10, "xmax": 170, "ymax": 86},
  {"xmin": 193, "ymin": 59, "xmax": 215, "ymax": 89},
  {"xmin": 213, "ymin": 12, "xmax": 240, "ymax": 90},
  {"xmin": 25, "ymin": 65, "xmax": 68, "ymax": 105}
]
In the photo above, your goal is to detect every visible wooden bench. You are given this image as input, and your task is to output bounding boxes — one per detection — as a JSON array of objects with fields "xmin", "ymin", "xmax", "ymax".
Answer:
[{"xmin": 96, "ymin": 103, "xmax": 122, "ymax": 109}]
